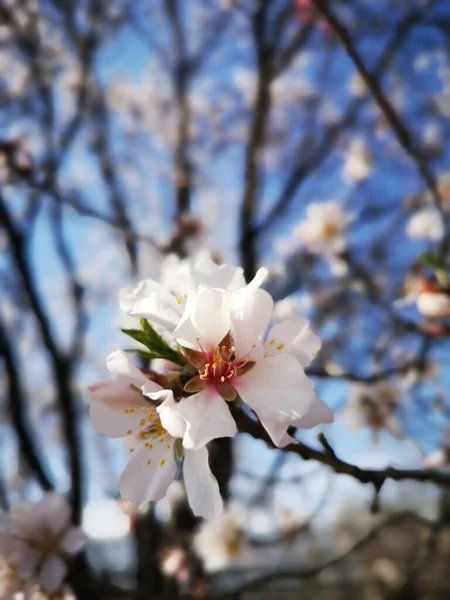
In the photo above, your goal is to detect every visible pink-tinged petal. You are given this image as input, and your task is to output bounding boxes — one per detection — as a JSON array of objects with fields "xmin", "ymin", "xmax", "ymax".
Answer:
[
  {"xmin": 266, "ymin": 318, "xmax": 321, "ymax": 367},
  {"xmin": 170, "ymin": 389, "xmax": 237, "ymax": 450},
  {"xmin": 10, "ymin": 543, "xmax": 41, "ymax": 578},
  {"xmin": 39, "ymin": 555, "xmax": 67, "ymax": 592},
  {"xmin": 89, "ymin": 382, "xmax": 149, "ymax": 438},
  {"xmin": 174, "ymin": 288, "xmax": 231, "ymax": 350},
  {"xmin": 184, "ymin": 447, "xmax": 223, "ymax": 519},
  {"xmin": 10, "ymin": 502, "xmax": 45, "ymax": 541},
  {"xmin": 234, "ymin": 354, "xmax": 316, "ymax": 425},
  {"xmin": 106, "ymin": 351, "xmax": 149, "ymax": 387},
  {"xmin": 156, "ymin": 392, "xmax": 187, "ymax": 439},
  {"xmin": 39, "ymin": 494, "xmax": 71, "ymax": 536},
  {"xmin": 119, "ymin": 442, "xmax": 177, "ymax": 505},
  {"xmin": 423, "ymin": 450, "xmax": 447, "ymax": 469},
  {"xmin": 59, "ymin": 527, "xmax": 86, "ymax": 555},
  {"xmin": 231, "ymin": 288, "xmax": 273, "ymax": 359}
]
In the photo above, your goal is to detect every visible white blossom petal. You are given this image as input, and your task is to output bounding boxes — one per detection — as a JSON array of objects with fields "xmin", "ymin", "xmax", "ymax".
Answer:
[
  {"xmin": 174, "ymin": 287, "xmax": 231, "ymax": 349},
  {"xmin": 59, "ymin": 527, "xmax": 86, "ymax": 555},
  {"xmin": 130, "ymin": 282, "xmax": 183, "ymax": 333},
  {"xmin": 231, "ymin": 288, "xmax": 273, "ymax": 359},
  {"xmin": 89, "ymin": 383, "xmax": 150, "ymax": 438},
  {"xmin": 169, "ymin": 389, "xmax": 237, "ymax": 449},
  {"xmin": 39, "ymin": 554, "xmax": 67, "ymax": 592},
  {"xmin": 234, "ymin": 355, "xmax": 316, "ymax": 434},
  {"xmin": 156, "ymin": 392, "xmax": 187, "ymax": 439},
  {"xmin": 119, "ymin": 442, "xmax": 177, "ymax": 505},
  {"xmin": 191, "ymin": 257, "xmax": 245, "ymax": 291},
  {"xmin": 184, "ymin": 447, "xmax": 223, "ymax": 519},
  {"xmin": 106, "ymin": 351, "xmax": 149, "ymax": 386},
  {"xmin": 266, "ymin": 318, "xmax": 321, "ymax": 367},
  {"xmin": 292, "ymin": 396, "xmax": 334, "ymax": 429}
]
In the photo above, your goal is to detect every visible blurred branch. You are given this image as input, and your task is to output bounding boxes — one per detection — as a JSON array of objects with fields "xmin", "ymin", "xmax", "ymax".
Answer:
[
  {"xmin": 239, "ymin": 2, "xmax": 272, "ymax": 280},
  {"xmin": 220, "ymin": 511, "xmax": 438, "ymax": 597},
  {"xmin": 313, "ymin": 0, "xmax": 448, "ymax": 254},
  {"xmin": 0, "ymin": 195, "xmax": 83, "ymax": 521},
  {"xmin": 165, "ymin": 0, "xmax": 193, "ymax": 228},
  {"xmin": 0, "ymin": 317, "xmax": 54, "ymax": 491}
]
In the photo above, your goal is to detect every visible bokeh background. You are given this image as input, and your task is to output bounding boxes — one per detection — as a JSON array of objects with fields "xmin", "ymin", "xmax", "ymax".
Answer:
[{"xmin": 2, "ymin": 0, "xmax": 450, "ymax": 597}]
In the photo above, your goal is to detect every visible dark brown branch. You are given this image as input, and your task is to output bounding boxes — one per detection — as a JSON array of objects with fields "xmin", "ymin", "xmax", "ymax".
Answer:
[
  {"xmin": 232, "ymin": 407, "xmax": 450, "ymax": 488},
  {"xmin": 239, "ymin": 2, "xmax": 272, "ymax": 281},
  {"xmin": 0, "ymin": 195, "xmax": 83, "ymax": 521}
]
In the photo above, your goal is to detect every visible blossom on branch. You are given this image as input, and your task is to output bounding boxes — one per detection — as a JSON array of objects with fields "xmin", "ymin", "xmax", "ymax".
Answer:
[
  {"xmin": 89, "ymin": 351, "xmax": 222, "ymax": 518},
  {"xmin": 294, "ymin": 201, "xmax": 353, "ymax": 258},
  {"xmin": 160, "ymin": 285, "xmax": 333, "ymax": 449},
  {"xmin": 406, "ymin": 207, "xmax": 445, "ymax": 242},
  {"xmin": 0, "ymin": 495, "xmax": 85, "ymax": 594},
  {"xmin": 120, "ymin": 252, "xmax": 267, "ymax": 338}
]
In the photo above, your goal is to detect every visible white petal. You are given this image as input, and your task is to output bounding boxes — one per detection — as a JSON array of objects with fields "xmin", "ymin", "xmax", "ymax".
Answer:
[
  {"xmin": 174, "ymin": 287, "xmax": 231, "ymax": 349},
  {"xmin": 130, "ymin": 285, "xmax": 183, "ymax": 333},
  {"xmin": 266, "ymin": 318, "xmax": 321, "ymax": 367},
  {"xmin": 234, "ymin": 354, "xmax": 316, "ymax": 428},
  {"xmin": 106, "ymin": 351, "xmax": 149, "ymax": 386},
  {"xmin": 191, "ymin": 257, "xmax": 245, "ymax": 291},
  {"xmin": 184, "ymin": 447, "xmax": 223, "ymax": 519},
  {"xmin": 39, "ymin": 494, "xmax": 71, "ymax": 536},
  {"xmin": 39, "ymin": 554, "xmax": 67, "ymax": 593},
  {"xmin": 89, "ymin": 382, "xmax": 150, "ymax": 438},
  {"xmin": 169, "ymin": 389, "xmax": 237, "ymax": 449},
  {"xmin": 247, "ymin": 267, "xmax": 268, "ymax": 290},
  {"xmin": 59, "ymin": 527, "xmax": 86, "ymax": 555},
  {"xmin": 292, "ymin": 396, "xmax": 334, "ymax": 429},
  {"xmin": 231, "ymin": 288, "xmax": 273, "ymax": 358},
  {"xmin": 119, "ymin": 442, "xmax": 177, "ymax": 505},
  {"xmin": 156, "ymin": 392, "xmax": 187, "ymax": 439},
  {"xmin": 10, "ymin": 543, "xmax": 41, "ymax": 578},
  {"xmin": 257, "ymin": 418, "xmax": 295, "ymax": 447}
]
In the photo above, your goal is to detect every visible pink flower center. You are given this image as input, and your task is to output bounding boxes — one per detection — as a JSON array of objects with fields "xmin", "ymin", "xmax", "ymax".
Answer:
[{"xmin": 199, "ymin": 345, "xmax": 240, "ymax": 386}]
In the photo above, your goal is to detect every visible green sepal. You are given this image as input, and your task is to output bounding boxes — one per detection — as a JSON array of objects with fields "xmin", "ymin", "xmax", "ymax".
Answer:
[
  {"xmin": 175, "ymin": 438, "xmax": 184, "ymax": 460},
  {"xmin": 121, "ymin": 319, "xmax": 185, "ymax": 365}
]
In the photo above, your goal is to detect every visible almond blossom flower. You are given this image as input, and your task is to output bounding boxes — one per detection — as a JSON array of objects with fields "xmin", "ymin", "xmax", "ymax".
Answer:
[
  {"xmin": 342, "ymin": 139, "xmax": 373, "ymax": 184},
  {"xmin": 158, "ymin": 286, "xmax": 333, "ymax": 449},
  {"xmin": 397, "ymin": 277, "xmax": 450, "ymax": 320},
  {"xmin": 193, "ymin": 504, "xmax": 244, "ymax": 572},
  {"xmin": 0, "ymin": 495, "xmax": 85, "ymax": 594},
  {"xmin": 406, "ymin": 207, "xmax": 445, "ymax": 242},
  {"xmin": 344, "ymin": 382, "xmax": 403, "ymax": 444},
  {"xmin": 120, "ymin": 252, "xmax": 267, "ymax": 337},
  {"xmin": 89, "ymin": 350, "xmax": 222, "ymax": 518},
  {"xmin": 294, "ymin": 201, "xmax": 353, "ymax": 258}
]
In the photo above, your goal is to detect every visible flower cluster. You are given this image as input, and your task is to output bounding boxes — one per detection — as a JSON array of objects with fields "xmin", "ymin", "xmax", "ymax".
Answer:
[
  {"xmin": 89, "ymin": 254, "xmax": 333, "ymax": 518},
  {"xmin": 0, "ymin": 494, "xmax": 85, "ymax": 596}
]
